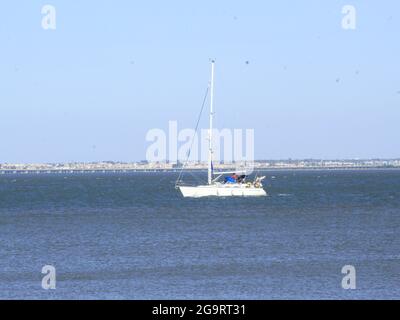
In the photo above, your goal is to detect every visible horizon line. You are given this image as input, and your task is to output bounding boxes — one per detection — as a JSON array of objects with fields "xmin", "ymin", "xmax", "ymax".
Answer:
[{"xmin": 1, "ymin": 158, "xmax": 400, "ymax": 165}]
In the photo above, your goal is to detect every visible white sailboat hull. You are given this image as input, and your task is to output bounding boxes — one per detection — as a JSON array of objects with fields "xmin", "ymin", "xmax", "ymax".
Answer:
[{"xmin": 178, "ymin": 185, "xmax": 267, "ymax": 198}]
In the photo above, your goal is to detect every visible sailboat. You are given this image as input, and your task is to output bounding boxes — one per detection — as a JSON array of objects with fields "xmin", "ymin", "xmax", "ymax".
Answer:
[{"xmin": 176, "ymin": 61, "xmax": 267, "ymax": 198}]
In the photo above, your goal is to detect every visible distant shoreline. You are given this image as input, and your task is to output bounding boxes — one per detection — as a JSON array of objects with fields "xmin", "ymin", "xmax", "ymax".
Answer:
[
  {"xmin": 1, "ymin": 166, "xmax": 400, "ymax": 175},
  {"xmin": 2, "ymin": 159, "xmax": 400, "ymax": 174}
]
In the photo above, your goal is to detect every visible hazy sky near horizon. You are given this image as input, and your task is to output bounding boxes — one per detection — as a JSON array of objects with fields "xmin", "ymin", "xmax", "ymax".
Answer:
[{"xmin": 1, "ymin": 0, "xmax": 399, "ymax": 163}]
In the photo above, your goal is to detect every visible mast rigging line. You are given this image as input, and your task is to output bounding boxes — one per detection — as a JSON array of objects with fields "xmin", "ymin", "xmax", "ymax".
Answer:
[{"xmin": 175, "ymin": 86, "xmax": 209, "ymax": 187}]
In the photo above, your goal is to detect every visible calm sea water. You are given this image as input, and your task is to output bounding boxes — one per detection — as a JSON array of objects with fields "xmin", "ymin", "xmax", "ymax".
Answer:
[{"xmin": 0, "ymin": 170, "xmax": 399, "ymax": 299}]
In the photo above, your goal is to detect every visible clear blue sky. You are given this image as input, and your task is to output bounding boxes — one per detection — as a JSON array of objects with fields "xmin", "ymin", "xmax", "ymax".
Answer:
[{"xmin": 1, "ymin": 0, "xmax": 399, "ymax": 163}]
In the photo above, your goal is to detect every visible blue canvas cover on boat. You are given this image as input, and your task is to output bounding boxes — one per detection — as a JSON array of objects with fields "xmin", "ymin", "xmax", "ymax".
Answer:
[{"xmin": 225, "ymin": 176, "xmax": 236, "ymax": 183}]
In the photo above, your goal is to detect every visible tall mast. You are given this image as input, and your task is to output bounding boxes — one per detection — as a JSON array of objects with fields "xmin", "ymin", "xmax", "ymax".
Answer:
[{"xmin": 208, "ymin": 60, "xmax": 215, "ymax": 185}]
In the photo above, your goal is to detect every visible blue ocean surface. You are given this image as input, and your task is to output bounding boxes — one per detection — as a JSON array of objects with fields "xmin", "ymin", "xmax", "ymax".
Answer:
[{"xmin": 0, "ymin": 170, "xmax": 399, "ymax": 299}]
